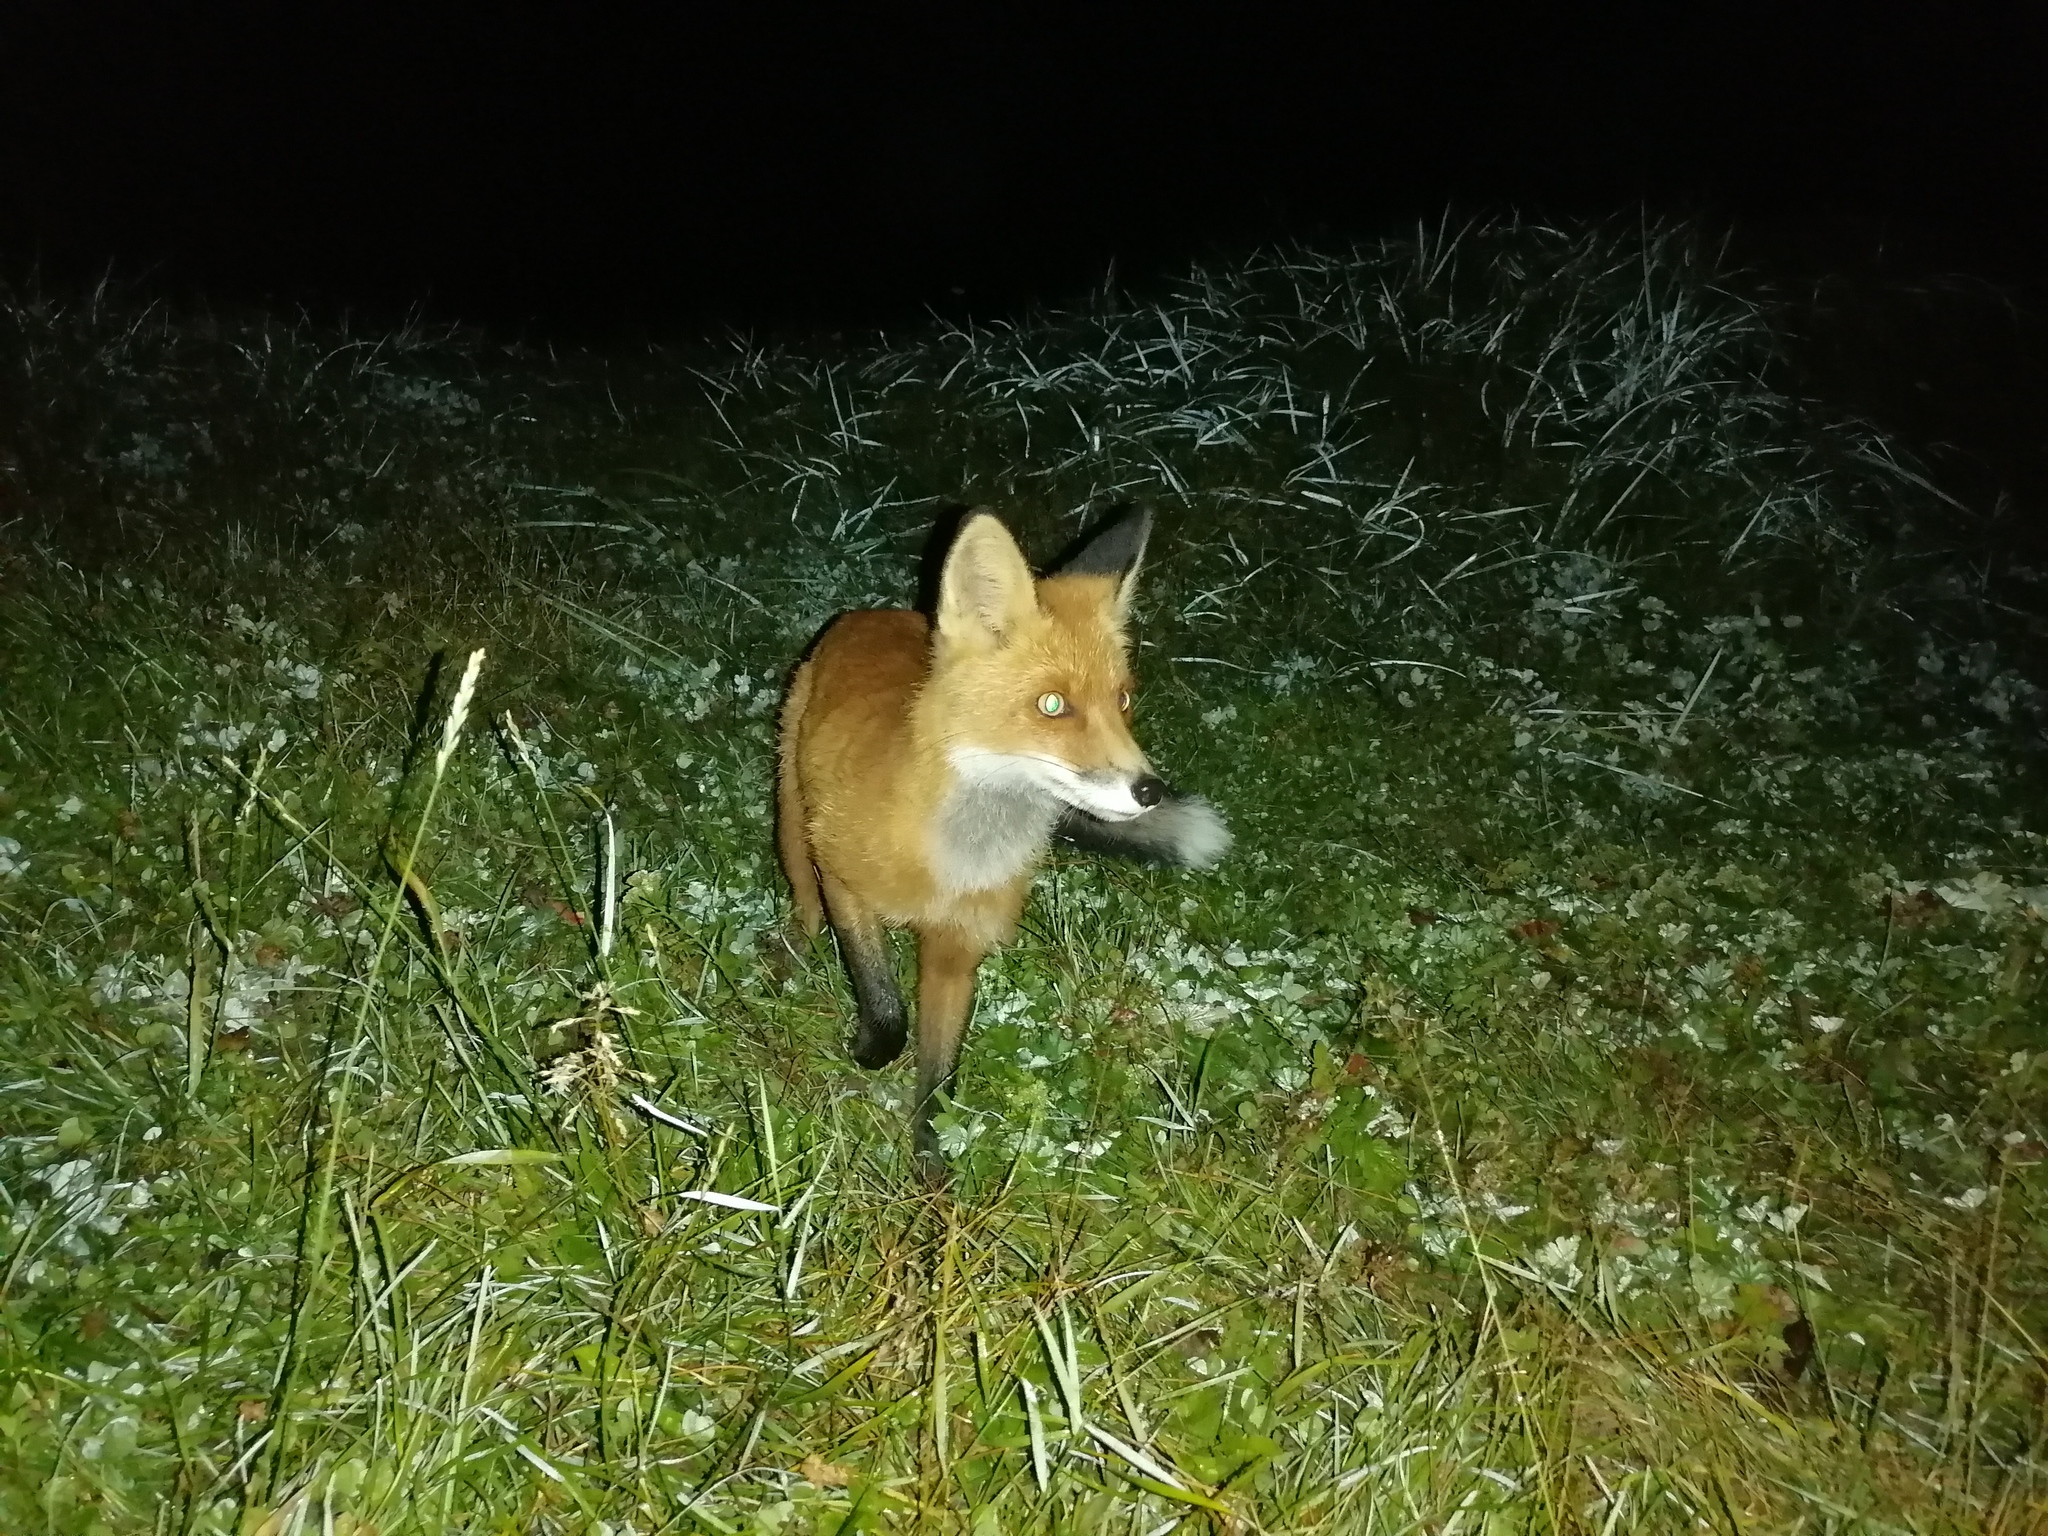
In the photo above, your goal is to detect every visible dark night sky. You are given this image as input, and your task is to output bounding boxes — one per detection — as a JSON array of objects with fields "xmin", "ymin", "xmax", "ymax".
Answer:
[{"xmin": 5, "ymin": 4, "xmax": 2046, "ymax": 336}]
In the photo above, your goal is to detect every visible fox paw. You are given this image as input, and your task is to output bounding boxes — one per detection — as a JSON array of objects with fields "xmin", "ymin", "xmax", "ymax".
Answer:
[{"xmin": 849, "ymin": 1016, "xmax": 908, "ymax": 1069}]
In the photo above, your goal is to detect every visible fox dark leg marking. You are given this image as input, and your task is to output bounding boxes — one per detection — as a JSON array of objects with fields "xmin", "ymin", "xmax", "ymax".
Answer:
[
  {"xmin": 820, "ymin": 874, "xmax": 906, "ymax": 1068},
  {"xmin": 912, "ymin": 925, "xmax": 986, "ymax": 1179}
]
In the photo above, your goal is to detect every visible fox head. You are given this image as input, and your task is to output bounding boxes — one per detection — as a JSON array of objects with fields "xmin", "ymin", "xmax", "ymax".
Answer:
[{"xmin": 923, "ymin": 507, "xmax": 1166, "ymax": 821}]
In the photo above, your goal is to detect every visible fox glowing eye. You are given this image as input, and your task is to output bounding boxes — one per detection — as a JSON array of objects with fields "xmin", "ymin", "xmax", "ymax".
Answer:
[
  {"xmin": 1117, "ymin": 690, "xmax": 1131, "ymax": 712},
  {"xmin": 1036, "ymin": 691, "xmax": 1067, "ymax": 717}
]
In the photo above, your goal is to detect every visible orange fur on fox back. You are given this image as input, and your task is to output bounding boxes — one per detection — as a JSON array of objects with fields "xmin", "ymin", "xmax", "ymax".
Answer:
[{"xmin": 773, "ymin": 654, "xmax": 824, "ymax": 936}]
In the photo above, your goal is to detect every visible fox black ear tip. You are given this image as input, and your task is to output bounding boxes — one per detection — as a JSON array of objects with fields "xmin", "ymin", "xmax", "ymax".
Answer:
[
  {"xmin": 1113, "ymin": 504, "xmax": 1154, "ymax": 541},
  {"xmin": 1057, "ymin": 503, "xmax": 1153, "ymax": 579}
]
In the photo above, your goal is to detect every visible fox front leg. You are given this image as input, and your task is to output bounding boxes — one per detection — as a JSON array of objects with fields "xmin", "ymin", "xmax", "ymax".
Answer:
[
  {"xmin": 820, "ymin": 873, "xmax": 908, "ymax": 1068},
  {"xmin": 911, "ymin": 925, "xmax": 985, "ymax": 1180}
]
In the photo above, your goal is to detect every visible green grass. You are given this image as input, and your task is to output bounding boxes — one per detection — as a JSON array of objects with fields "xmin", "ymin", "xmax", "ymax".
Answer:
[{"xmin": 2, "ymin": 219, "xmax": 2045, "ymax": 1534}]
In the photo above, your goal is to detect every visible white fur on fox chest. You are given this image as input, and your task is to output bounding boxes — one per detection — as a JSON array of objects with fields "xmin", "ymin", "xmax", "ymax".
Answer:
[{"xmin": 930, "ymin": 750, "xmax": 1067, "ymax": 894}]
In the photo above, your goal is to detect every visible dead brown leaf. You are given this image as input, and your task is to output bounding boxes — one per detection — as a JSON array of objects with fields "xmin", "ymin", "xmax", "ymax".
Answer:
[{"xmin": 797, "ymin": 1452, "xmax": 856, "ymax": 1488}]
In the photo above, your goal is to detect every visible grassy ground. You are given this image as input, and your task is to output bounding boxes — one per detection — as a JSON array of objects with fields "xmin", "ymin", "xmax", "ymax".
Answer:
[{"xmin": 2, "ymin": 220, "xmax": 2045, "ymax": 1534}]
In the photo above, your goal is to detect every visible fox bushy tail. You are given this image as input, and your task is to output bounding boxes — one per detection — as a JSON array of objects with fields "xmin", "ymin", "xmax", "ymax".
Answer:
[{"xmin": 774, "ymin": 659, "xmax": 826, "ymax": 935}]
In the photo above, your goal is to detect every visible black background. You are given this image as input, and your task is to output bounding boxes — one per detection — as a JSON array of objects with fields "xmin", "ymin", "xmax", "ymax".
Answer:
[{"xmin": 6, "ymin": 3, "xmax": 2046, "ymax": 337}]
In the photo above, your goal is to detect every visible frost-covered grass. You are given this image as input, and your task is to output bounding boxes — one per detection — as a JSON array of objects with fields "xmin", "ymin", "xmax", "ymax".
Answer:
[{"xmin": 2, "ymin": 221, "xmax": 2045, "ymax": 1534}]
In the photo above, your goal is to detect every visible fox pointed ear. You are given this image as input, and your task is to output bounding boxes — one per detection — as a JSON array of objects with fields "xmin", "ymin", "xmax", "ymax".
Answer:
[
  {"xmin": 936, "ymin": 513, "xmax": 1038, "ymax": 645},
  {"xmin": 1056, "ymin": 505, "xmax": 1151, "ymax": 615}
]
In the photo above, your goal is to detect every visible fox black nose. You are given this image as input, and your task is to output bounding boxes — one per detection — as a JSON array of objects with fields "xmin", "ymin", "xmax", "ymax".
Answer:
[{"xmin": 1132, "ymin": 775, "xmax": 1166, "ymax": 808}]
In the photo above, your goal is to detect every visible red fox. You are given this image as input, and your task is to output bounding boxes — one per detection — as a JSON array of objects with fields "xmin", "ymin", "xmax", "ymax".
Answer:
[{"xmin": 775, "ymin": 507, "xmax": 1230, "ymax": 1173}]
